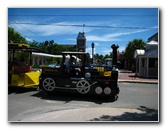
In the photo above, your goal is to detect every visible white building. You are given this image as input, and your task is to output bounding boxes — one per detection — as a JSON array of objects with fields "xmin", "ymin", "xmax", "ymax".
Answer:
[{"xmin": 134, "ymin": 41, "xmax": 158, "ymax": 78}]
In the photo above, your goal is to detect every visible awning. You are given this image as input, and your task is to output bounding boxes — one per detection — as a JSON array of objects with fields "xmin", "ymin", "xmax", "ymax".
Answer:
[
  {"xmin": 32, "ymin": 52, "xmax": 62, "ymax": 58},
  {"xmin": 134, "ymin": 49, "xmax": 145, "ymax": 58}
]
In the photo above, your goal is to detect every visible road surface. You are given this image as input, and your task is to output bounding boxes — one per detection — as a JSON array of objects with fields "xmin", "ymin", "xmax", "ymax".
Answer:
[{"xmin": 8, "ymin": 82, "xmax": 158, "ymax": 122}]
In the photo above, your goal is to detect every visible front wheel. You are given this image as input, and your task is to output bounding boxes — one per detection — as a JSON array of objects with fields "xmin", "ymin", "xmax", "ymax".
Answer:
[
  {"xmin": 76, "ymin": 80, "xmax": 90, "ymax": 94},
  {"xmin": 42, "ymin": 77, "xmax": 56, "ymax": 95}
]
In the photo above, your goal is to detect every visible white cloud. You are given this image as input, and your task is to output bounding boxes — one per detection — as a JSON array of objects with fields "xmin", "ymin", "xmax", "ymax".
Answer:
[
  {"xmin": 25, "ymin": 37, "xmax": 33, "ymax": 42},
  {"xmin": 9, "ymin": 19, "xmax": 157, "ymax": 48},
  {"xmin": 86, "ymin": 47, "xmax": 96, "ymax": 58},
  {"xmin": 9, "ymin": 20, "xmax": 95, "ymax": 37},
  {"xmin": 93, "ymin": 42, "xmax": 100, "ymax": 46},
  {"xmin": 86, "ymin": 28, "xmax": 153, "ymax": 42},
  {"xmin": 86, "ymin": 35, "xmax": 120, "ymax": 42},
  {"xmin": 9, "ymin": 19, "xmax": 123, "ymax": 39},
  {"xmin": 88, "ymin": 44, "xmax": 126, "ymax": 56}
]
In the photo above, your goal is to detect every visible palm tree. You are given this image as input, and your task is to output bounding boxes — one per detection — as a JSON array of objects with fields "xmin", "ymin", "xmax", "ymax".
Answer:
[{"xmin": 123, "ymin": 39, "xmax": 146, "ymax": 71}]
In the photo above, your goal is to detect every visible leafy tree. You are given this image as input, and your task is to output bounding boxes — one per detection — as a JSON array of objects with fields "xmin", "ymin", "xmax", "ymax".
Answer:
[
  {"xmin": 8, "ymin": 27, "xmax": 78, "ymax": 65},
  {"xmin": 8, "ymin": 27, "xmax": 28, "ymax": 44},
  {"xmin": 33, "ymin": 40, "xmax": 77, "ymax": 64},
  {"xmin": 123, "ymin": 39, "xmax": 146, "ymax": 71},
  {"xmin": 94, "ymin": 53, "xmax": 106, "ymax": 64},
  {"xmin": 8, "ymin": 27, "xmax": 29, "ymax": 63},
  {"xmin": 104, "ymin": 54, "xmax": 111, "ymax": 59}
]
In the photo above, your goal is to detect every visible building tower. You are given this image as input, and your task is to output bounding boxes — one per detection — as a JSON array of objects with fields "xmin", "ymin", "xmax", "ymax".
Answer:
[{"xmin": 76, "ymin": 32, "xmax": 86, "ymax": 52}]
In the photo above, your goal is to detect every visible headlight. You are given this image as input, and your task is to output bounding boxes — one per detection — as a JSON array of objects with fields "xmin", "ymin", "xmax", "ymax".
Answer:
[{"xmin": 85, "ymin": 72, "xmax": 91, "ymax": 78}]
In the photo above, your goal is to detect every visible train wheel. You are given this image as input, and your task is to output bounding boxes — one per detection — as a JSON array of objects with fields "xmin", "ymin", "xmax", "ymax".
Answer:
[
  {"xmin": 42, "ymin": 77, "xmax": 56, "ymax": 95},
  {"xmin": 76, "ymin": 80, "xmax": 90, "ymax": 94}
]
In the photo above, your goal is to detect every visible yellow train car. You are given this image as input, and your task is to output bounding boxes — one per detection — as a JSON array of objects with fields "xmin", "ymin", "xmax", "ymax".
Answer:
[{"xmin": 8, "ymin": 43, "xmax": 42, "ymax": 88}]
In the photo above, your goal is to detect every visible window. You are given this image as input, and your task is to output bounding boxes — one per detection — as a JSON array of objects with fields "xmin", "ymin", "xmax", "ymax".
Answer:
[
  {"xmin": 149, "ymin": 58, "xmax": 158, "ymax": 68},
  {"xmin": 141, "ymin": 58, "xmax": 144, "ymax": 68}
]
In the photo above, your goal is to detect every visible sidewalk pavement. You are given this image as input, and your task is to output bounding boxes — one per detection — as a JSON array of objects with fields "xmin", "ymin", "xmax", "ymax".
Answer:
[
  {"xmin": 118, "ymin": 69, "xmax": 158, "ymax": 84},
  {"xmin": 21, "ymin": 107, "xmax": 158, "ymax": 122}
]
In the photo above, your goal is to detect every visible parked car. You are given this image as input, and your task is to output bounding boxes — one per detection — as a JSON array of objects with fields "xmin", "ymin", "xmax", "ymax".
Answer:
[{"xmin": 47, "ymin": 63, "xmax": 60, "ymax": 68}]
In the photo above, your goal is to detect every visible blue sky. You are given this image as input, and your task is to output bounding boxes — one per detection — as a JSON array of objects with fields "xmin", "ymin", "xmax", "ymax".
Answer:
[{"xmin": 8, "ymin": 8, "xmax": 158, "ymax": 55}]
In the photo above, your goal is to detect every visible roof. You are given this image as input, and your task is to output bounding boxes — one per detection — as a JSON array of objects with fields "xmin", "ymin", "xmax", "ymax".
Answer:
[
  {"xmin": 77, "ymin": 32, "xmax": 86, "ymax": 39},
  {"xmin": 32, "ymin": 52, "xmax": 81, "ymax": 61},
  {"xmin": 8, "ymin": 43, "xmax": 42, "ymax": 52},
  {"xmin": 8, "ymin": 43, "xmax": 29, "ymax": 48},
  {"xmin": 61, "ymin": 51, "xmax": 87, "ymax": 55},
  {"xmin": 148, "ymin": 32, "xmax": 158, "ymax": 42},
  {"xmin": 134, "ymin": 48, "xmax": 158, "ymax": 58},
  {"xmin": 32, "ymin": 52, "xmax": 63, "ymax": 58},
  {"xmin": 147, "ymin": 41, "xmax": 158, "ymax": 45},
  {"xmin": 145, "ymin": 49, "xmax": 158, "ymax": 58},
  {"xmin": 146, "ymin": 41, "xmax": 158, "ymax": 51}
]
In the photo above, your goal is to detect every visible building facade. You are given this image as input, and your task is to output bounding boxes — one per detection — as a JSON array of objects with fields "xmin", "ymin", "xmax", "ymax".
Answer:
[
  {"xmin": 76, "ymin": 32, "xmax": 86, "ymax": 52},
  {"xmin": 134, "ymin": 40, "xmax": 158, "ymax": 78}
]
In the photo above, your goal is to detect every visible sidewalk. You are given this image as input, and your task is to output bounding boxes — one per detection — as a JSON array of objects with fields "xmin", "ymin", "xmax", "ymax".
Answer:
[
  {"xmin": 118, "ymin": 69, "xmax": 158, "ymax": 84},
  {"xmin": 21, "ymin": 107, "xmax": 158, "ymax": 122}
]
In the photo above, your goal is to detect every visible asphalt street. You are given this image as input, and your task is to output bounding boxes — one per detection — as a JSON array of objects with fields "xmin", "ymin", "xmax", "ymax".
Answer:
[{"xmin": 8, "ymin": 82, "xmax": 159, "ymax": 122}]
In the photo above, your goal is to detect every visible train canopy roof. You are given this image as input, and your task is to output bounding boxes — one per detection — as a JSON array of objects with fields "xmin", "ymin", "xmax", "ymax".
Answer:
[{"xmin": 8, "ymin": 43, "xmax": 42, "ymax": 52}]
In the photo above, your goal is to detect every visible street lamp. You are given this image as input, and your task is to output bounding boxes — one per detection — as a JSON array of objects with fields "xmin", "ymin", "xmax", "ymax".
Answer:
[{"xmin": 91, "ymin": 42, "xmax": 95, "ymax": 64}]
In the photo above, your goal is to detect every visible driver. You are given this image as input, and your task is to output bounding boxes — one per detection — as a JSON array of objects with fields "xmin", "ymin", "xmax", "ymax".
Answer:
[
  {"xmin": 66, "ymin": 56, "xmax": 75, "ymax": 69},
  {"xmin": 66, "ymin": 56, "xmax": 81, "ymax": 75}
]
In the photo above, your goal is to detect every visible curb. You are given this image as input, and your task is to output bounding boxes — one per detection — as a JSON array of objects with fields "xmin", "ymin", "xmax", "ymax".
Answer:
[{"xmin": 118, "ymin": 80, "xmax": 158, "ymax": 84}]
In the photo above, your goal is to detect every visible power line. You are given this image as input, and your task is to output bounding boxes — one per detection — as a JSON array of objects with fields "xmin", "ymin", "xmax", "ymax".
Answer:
[
  {"xmin": 8, "ymin": 14, "xmax": 157, "ymax": 17},
  {"xmin": 9, "ymin": 19, "xmax": 48, "ymax": 41},
  {"xmin": 9, "ymin": 21, "xmax": 157, "ymax": 30},
  {"xmin": 8, "ymin": 19, "xmax": 157, "ymax": 43}
]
